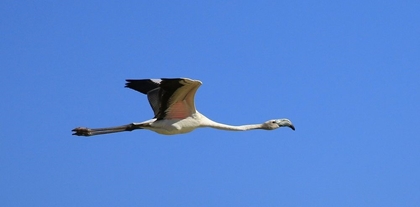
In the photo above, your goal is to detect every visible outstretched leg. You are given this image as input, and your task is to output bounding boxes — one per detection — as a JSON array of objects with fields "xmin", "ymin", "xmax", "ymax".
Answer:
[{"xmin": 72, "ymin": 123, "xmax": 143, "ymax": 136}]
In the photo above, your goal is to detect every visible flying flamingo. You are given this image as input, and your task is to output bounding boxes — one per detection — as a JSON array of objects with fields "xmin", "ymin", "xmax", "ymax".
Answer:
[{"xmin": 72, "ymin": 78, "xmax": 295, "ymax": 136}]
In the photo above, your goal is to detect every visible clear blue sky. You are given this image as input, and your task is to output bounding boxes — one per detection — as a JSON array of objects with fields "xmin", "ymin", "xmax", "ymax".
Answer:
[{"xmin": 1, "ymin": 1, "xmax": 419, "ymax": 206}]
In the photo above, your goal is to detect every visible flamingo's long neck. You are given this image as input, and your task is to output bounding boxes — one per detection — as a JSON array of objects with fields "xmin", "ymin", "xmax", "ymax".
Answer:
[{"xmin": 197, "ymin": 113, "xmax": 263, "ymax": 131}]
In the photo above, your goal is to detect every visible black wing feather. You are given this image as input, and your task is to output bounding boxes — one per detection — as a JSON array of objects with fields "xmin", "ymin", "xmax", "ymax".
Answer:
[
  {"xmin": 125, "ymin": 78, "xmax": 186, "ymax": 120},
  {"xmin": 125, "ymin": 79, "xmax": 161, "ymax": 94}
]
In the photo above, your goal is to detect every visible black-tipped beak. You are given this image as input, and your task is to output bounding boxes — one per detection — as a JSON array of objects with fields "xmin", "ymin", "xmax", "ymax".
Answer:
[{"xmin": 289, "ymin": 125, "xmax": 295, "ymax": 131}]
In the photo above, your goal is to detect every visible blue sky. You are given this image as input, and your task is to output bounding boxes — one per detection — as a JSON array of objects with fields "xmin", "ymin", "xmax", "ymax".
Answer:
[{"xmin": 1, "ymin": 1, "xmax": 419, "ymax": 206}]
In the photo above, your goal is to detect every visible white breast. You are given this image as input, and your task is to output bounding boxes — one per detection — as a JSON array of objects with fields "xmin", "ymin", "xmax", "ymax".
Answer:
[{"xmin": 149, "ymin": 116, "xmax": 201, "ymax": 135}]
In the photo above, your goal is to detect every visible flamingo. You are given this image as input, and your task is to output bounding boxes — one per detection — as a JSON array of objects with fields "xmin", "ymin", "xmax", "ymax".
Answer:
[{"xmin": 72, "ymin": 78, "xmax": 295, "ymax": 136}]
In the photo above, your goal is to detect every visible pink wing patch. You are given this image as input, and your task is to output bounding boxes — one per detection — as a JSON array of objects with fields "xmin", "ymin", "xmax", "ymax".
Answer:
[{"xmin": 165, "ymin": 101, "xmax": 191, "ymax": 119}]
